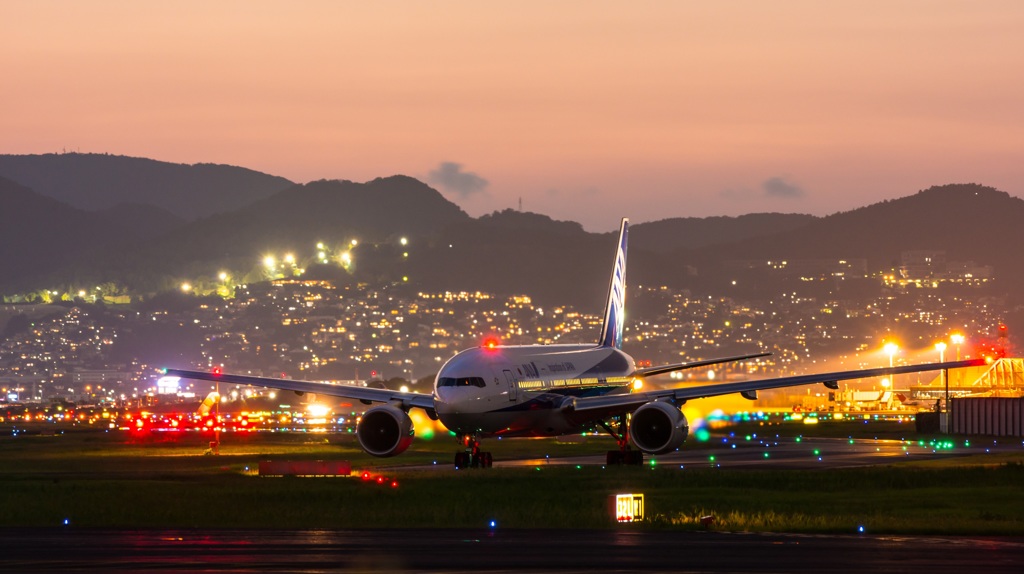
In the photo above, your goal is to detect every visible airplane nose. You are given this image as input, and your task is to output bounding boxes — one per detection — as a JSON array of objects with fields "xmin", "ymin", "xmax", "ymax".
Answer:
[{"xmin": 434, "ymin": 386, "xmax": 453, "ymax": 406}]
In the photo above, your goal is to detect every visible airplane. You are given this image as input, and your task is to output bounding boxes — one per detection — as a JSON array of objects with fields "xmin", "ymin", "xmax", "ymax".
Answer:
[{"xmin": 166, "ymin": 218, "xmax": 984, "ymax": 468}]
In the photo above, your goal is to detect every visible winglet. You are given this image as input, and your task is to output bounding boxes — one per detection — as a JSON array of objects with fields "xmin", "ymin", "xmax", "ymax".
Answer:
[{"xmin": 598, "ymin": 218, "xmax": 629, "ymax": 349}]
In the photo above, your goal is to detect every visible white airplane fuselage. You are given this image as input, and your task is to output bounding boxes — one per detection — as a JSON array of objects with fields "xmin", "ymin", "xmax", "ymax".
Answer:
[{"xmin": 433, "ymin": 344, "xmax": 635, "ymax": 437}]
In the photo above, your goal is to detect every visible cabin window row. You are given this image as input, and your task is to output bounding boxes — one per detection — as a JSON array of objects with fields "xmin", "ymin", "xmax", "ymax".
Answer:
[{"xmin": 437, "ymin": 377, "xmax": 487, "ymax": 388}]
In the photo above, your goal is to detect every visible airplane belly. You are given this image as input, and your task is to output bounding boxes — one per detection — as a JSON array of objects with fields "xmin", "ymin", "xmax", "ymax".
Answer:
[{"xmin": 439, "ymin": 406, "xmax": 578, "ymax": 437}]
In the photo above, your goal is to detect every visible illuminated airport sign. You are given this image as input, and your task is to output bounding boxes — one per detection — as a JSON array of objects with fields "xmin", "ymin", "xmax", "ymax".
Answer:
[{"xmin": 614, "ymin": 493, "xmax": 645, "ymax": 523}]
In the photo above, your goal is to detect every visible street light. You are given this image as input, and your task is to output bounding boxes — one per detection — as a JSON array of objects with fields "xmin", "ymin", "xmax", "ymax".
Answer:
[
  {"xmin": 936, "ymin": 342, "xmax": 948, "ymax": 414},
  {"xmin": 884, "ymin": 342, "xmax": 899, "ymax": 368},
  {"xmin": 950, "ymin": 334, "xmax": 964, "ymax": 360},
  {"xmin": 951, "ymin": 333, "xmax": 965, "ymax": 386}
]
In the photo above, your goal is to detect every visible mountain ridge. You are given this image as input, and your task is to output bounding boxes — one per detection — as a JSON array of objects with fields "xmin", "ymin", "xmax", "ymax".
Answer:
[
  {"xmin": 1, "ymin": 155, "xmax": 1019, "ymax": 307},
  {"xmin": 0, "ymin": 152, "xmax": 294, "ymax": 220}
]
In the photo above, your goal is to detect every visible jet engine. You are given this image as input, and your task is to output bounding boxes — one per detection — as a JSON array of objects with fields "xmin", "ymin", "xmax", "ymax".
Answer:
[
  {"xmin": 629, "ymin": 401, "xmax": 689, "ymax": 454},
  {"xmin": 356, "ymin": 405, "xmax": 414, "ymax": 457}
]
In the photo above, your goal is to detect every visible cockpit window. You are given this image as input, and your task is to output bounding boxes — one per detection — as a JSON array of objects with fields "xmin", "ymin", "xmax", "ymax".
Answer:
[{"xmin": 437, "ymin": 376, "xmax": 486, "ymax": 388}]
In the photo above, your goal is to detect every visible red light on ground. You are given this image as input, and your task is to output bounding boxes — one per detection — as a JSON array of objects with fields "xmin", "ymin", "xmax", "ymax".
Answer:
[
  {"xmin": 390, "ymin": 480, "xmax": 399, "ymax": 488},
  {"xmin": 361, "ymin": 472, "xmax": 371, "ymax": 481},
  {"xmin": 376, "ymin": 476, "xmax": 386, "ymax": 484}
]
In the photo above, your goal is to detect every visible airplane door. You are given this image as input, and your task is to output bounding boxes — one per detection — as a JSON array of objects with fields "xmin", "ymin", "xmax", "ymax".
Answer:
[{"xmin": 503, "ymin": 369, "xmax": 518, "ymax": 402}]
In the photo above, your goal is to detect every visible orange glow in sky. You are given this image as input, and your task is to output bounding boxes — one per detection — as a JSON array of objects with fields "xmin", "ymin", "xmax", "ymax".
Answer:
[{"xmin": 2, "ymin": 1, "xmax": 1022, "ymax": 229}]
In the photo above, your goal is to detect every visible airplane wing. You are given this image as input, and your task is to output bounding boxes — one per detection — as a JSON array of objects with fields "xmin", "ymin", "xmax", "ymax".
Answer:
[
  {"xmin": 633, "ymin": 352, "xmax": 771, "ymax": 378},
  {"xmin": 163, "ymin": 368, "xmax": 436, "ymax": 412},
  {"xmin": 565, "ymin": 358, "xmax": 986, "ymax": 417}
]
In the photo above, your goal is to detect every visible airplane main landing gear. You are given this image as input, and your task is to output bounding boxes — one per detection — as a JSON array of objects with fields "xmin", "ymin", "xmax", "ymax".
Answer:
[
  {"xmin": 599, "ymin": 417, "xmax": 645, "ymax": 466},
  {"xmin": 454, "ymin": 434, "xmax": 493, "ymax": 469}
]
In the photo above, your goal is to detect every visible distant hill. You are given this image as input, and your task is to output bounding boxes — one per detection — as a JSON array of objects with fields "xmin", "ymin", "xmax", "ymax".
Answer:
[
  {"xmin": 0, "ymin": 176, "xmax": 122, "ymax": 291},
  {"xmin": 0, "ymin": 153, "xmax": 294, "ymax": 220},
  {"xmin": 410, "ymin": 209, "xmax": 611, "ymax": 306},
  {"xmin": 646, "ymin": 183, "xmax": 1024, "ymax": 296},
  {"xmin": 94, "ymin": 203, "xmax": 187, "ymax": 240},
  {"xmin": 703, "ymin": 184, "xmax": 1023, "ymax": 263},
  {"xmin": 4, "ymin": 166, "xmax": 1023, "ymax": 308},
  {"xmin": 104, "ymin": 176, "xmax": 473, "ymax": 291},
  {"xmin": 630, "ymin": 213, "xmax": 817, "ymax": 252}
]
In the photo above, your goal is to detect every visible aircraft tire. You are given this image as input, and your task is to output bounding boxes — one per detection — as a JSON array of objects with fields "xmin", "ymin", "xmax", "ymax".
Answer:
[{"xmin": 606, "ymin": 450, "xmax": 622, "ymax": 465}]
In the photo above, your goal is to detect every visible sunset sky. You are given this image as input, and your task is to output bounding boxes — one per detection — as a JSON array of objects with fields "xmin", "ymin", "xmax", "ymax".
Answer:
[{"xmin": 3, "ymin": 1, "xmax": 1023, "ymax": 230}]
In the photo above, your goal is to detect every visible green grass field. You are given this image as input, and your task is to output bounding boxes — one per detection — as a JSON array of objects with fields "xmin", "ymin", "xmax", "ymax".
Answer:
[{"xmin": 1, "ymin": 423, "xmax": 1022, "ymax": 534}]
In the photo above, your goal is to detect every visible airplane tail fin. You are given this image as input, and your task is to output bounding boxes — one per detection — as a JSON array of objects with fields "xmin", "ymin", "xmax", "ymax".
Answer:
[{"xmin": 598, "ymin": 218, "xmax": 629, "ymax": 349}]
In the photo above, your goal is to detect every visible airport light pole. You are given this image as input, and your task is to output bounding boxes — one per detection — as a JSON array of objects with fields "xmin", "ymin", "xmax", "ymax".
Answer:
[
  {"xmin": 883, "ymin": 342, "xmax": 898, "ymax": 412},
  {"xmin": 936, "ymin": 342, "xmax": 947, "ymax": 411},
  {"xmin": 951, "ymin": 334, "xmax": 965, "ymax": 386},
  {"xmin": 884, "ymin": 342, "xmax": 898, "ymax": 369}
]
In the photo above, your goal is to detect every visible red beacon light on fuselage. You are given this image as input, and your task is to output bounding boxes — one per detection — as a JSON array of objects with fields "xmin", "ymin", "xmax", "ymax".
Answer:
[{"xmin": 482, "ymin": 336, "xmax": 500, "ymax": 351}]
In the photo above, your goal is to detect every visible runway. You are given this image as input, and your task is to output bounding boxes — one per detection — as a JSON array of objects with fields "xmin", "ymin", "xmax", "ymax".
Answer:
[
  {"xmin": 4, "ymin": 432, "xmax": 1021, "ymax": 571},
  {"xmin": 3, "ymin": 527, "xmax": 1022, "ymax": 572},
  {"xmin": 391, "ymin": 434, "xmax": 1023, "ymax": 471}
]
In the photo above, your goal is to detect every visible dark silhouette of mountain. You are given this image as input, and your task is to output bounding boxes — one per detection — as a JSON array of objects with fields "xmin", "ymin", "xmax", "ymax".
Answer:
[
  {"xmin": 107, "ymin": 176, "xmax": 473, "ymax": 291},
  {"xmin": 5, "ymin": 169, "xmax": 1023, "ymax": 309},
  {"xmin": 94, "ymin": 203, "xmax": 187, "ymax": 239},
  {"xmin": 0, "ymin": 153, "xmax": 294, "ymax": 220},
  {"xmin": 630, "ymin": 213, "xmax": 817, "ymax": 252},
  {"xmin": 704, "ymin": 184, "xmax": 1021, "ymax": 264},
  {"xmin": 639, "ymin": 183, "xmax": 1024, "ymax": 297},
  {"xmin": 409, "ymin": 209, "xmax": 610, "ymax": 306},
  {"xmin": 0, "ymin": 176, "xmax": 121, "ymax": 290}
]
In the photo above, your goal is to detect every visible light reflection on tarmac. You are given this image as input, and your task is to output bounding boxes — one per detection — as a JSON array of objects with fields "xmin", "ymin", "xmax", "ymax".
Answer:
[{"xmin": 3, "ymin": 527, "xmax": 1023, "ymax": 572}]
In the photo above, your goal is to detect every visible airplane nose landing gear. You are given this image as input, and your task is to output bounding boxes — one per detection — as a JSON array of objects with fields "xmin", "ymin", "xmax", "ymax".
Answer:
[{"xmin": 455, "ymin": 434, "xmax": 493, "ymax": 469}]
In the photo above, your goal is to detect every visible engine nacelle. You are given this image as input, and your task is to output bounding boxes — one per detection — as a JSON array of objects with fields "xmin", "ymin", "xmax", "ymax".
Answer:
[
  {"xmin": 356, "ymin": 405, "xmax": 414, "ymax": 457},
  {"xmin": 630, "ymin": 401, "xmax": 689, "ymax": 455}
]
